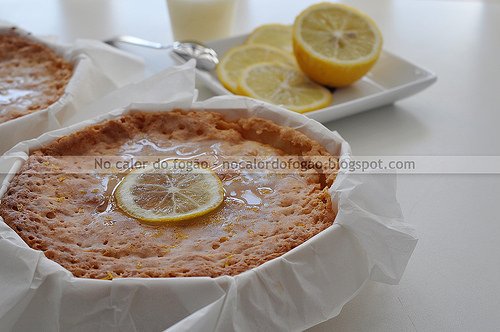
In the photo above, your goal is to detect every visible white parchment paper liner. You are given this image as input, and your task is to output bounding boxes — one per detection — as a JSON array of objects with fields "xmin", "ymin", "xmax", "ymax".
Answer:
[
  {"xmin": 0, "ymin": 66, "xmax": 417, "ymax": 331},
  {"xmin": 0, "ymin": 23, "xmax": 145, "ymax": 154}
]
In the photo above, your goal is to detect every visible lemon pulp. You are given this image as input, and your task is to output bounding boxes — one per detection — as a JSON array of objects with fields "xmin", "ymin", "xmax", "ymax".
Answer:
[
  {"xmin": 115, "ymin": 163, "xmax": 224, "ymax": 223},
  {"xmin": 216, "ymin": 44, "xmax": 296, "ymax": 93},
  {"xmin": 238, "ymin": 62, "xmax": 332, "ymax": 113},
  {"xmin": 246, "ymin": 24, "xmax": 293, "ymax": 53}
]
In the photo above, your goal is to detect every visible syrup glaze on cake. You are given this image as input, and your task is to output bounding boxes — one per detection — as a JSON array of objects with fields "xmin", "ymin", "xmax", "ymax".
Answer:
[
  {"xmin": 0, "ymin": 110, "xmax": 337, "ymax": 278},
  {"xmin": 0, "ymin": 32, "xmax": 73, "ymax": 124}
]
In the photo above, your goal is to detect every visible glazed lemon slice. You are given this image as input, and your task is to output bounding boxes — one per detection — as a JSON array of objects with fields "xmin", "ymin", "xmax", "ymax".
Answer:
[
  {"xmin": 115, "ymin": 163, "xmax": 224, "ymax": 223},
  {"xmin": 246, "ymin": 24, "xmax": 293, "ymax": 53},
  {"xmin": 293, "ymin": 3, "xmax": 383, "ymax": 87},
  {"xmin": 238, "ymin": 62, "xmax": 332, "ymax": 113},
  {"xmin": 216, "ymin": 44, "xmax": 296, "ymax": 93}
]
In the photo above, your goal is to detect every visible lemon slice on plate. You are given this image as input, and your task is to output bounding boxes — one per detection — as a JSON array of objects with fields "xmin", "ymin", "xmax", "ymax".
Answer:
[
  {"xmin": 246, "ymin": 24, "xmax": 293, "ymax": 53},
  {"xmin": 293, "ymin": 3, "xmax": 383, "ymax": 87},
  {"xmin": 115, "ymin": 163, "xmax": 224, "ymax": 223},
  {"xmin": 238, "ymin": 62, "xmax": 332, "ymax": 113},
  {"xmin": 216, "ymin": 44, "xmax": 296, "ymax": 93}
]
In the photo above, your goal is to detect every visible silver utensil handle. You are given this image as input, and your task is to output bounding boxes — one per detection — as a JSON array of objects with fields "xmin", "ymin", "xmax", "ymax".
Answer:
[{"xmin": 106, "ymin": 36, "xmax": 171, "ymax": 50}]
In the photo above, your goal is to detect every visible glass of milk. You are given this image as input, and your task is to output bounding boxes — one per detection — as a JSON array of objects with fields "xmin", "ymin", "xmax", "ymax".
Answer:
[{"xmin": 167, "ymin": 0, "xmax": 237, "ymax": 42}]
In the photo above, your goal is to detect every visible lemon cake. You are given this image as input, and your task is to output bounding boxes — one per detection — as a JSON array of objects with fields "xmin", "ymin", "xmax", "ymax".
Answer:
[
  {"xmin": 0, "ymin": 31, "xmax": 73, "ymax": 124},
  {"xmin": 0, "ymin": 110, "xmax": 337, "ymax": 278}
]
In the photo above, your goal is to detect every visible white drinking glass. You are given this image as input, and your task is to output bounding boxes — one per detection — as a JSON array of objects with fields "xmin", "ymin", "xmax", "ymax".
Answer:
[{"xmin": 166, "ymin": 0, "xmax": 237, "ymax": 42}]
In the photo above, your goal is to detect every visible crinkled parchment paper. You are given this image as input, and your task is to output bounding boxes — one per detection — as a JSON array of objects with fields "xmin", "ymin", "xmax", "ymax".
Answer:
[
  {"xmin": 0, "ymin": 23, "xmax": 145, "ymax": 154},
  {"xmin": 0, "ymin": 62, "xmax": 417, "ymax": 332}
]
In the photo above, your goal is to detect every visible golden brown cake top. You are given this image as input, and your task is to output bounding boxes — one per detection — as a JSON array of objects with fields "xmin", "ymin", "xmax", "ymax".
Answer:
[
  {"xmin": 0, "ymin": 110, "xmax": 337, "ymax": 279},
  {"xmin": 0, "ymin": 32, "xmax": 73, "ymax": 124}
]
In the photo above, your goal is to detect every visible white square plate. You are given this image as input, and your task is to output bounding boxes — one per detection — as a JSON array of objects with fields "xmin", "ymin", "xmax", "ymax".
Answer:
[{"xmin": 172, "ymin": 34, "xmax": 437, "ymax": 123}]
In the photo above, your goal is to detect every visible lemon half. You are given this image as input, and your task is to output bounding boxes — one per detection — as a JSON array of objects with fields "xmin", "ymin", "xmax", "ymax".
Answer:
[
  {"xmin": 216, "ymin": 44, "xmax": 296, "ymax": 93},
  {"xmin": 238, "ymin": 62, "xmax": 332, "ymax": 113},
  {"xmin": 293, "ymin": 3, "xmax": 383, "ymax": 87},
  {"xmin": 115, "ymin": 163, "xmax": 224, "ymax": 223}
]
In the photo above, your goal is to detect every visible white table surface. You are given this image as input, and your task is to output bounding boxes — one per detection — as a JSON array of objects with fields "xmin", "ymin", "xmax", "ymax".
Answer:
[{"xmin": 1, "ymin": 0, "xmax": 500, "ymax": 331}]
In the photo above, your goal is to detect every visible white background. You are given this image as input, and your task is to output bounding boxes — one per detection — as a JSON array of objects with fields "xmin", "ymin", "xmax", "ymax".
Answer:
[{"xmin": 1, "ymin": 0, "xmax": 499, "ymax": 330}]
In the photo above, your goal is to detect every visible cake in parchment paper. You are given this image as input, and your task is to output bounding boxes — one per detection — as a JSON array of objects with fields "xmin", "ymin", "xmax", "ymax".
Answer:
[
  {"xmin": 0, "ymin": 110, "xmax": 337, "ymax": 278},
  {"xmin": 0, "ymin": 32, "xmax": 73, "ymax": 124}
]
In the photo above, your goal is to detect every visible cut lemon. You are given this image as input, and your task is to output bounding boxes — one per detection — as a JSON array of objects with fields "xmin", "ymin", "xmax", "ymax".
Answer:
[
  {"xmin": 246, "ymin": 24, "xmax": 293, "ymax": 53},
  {"xmin": 293, "ymin": 3, "xmax": 383, "ymax": 87},
  {"xmin": 238, "ymin": 62, "xmax": 332, "ymax": 113},
  {"xmin": 115, "ymin": 163, "xmax": 224, "ymax": 223},
  {"xmin": 216, "ymin": 44, "xmax": 296, "ymax": 93}
]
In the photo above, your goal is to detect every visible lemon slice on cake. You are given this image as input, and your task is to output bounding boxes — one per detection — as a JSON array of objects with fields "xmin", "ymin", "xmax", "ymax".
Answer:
[
  {"xmin": 293, "ymin": 3, "xmax": 383, "ymax": 87},
  {"xmin": 246, "ymin": 24, "xmax": 293, "ymax": 53},
  {"xmin": 115, "ymin": 163, "xmax": 224, "ymax": 223},
  {"xmin": 238, "ymin": 62, "xmax": 332, "ymax": 113},
  {"xmin": 216, "ymin": 44, "xmax": 296, "ymax": 93}
]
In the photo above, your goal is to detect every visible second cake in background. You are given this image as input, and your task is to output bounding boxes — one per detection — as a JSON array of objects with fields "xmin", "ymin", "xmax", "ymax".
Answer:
[{"xmin": 0, "ymin": 32, "xmax": 73, "ymax": 124}]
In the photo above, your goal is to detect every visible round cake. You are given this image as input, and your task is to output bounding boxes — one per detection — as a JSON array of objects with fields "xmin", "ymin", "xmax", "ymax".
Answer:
[
  {"xmin": 0, "ymin": 110, "xmax": 337, "ymax": 278},
  {"xmin": 0, "ymin": 31, "xmax": 73, "ymax": 124}
]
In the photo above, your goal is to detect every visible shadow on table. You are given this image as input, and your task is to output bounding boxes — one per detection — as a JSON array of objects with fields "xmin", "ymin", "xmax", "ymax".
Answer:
[
  {"xmin": 306, "ymin": 281, "xmax": 416, "ymax": 331},
  {"xmin": 323, "ymin": 103, "xmax": 428, "ymax": 155}
]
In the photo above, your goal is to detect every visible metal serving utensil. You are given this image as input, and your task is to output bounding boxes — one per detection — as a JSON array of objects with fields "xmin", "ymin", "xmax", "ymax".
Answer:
[{"xmin": 105, "ymin": 35, "xmax": 219, "ymax": 71}]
